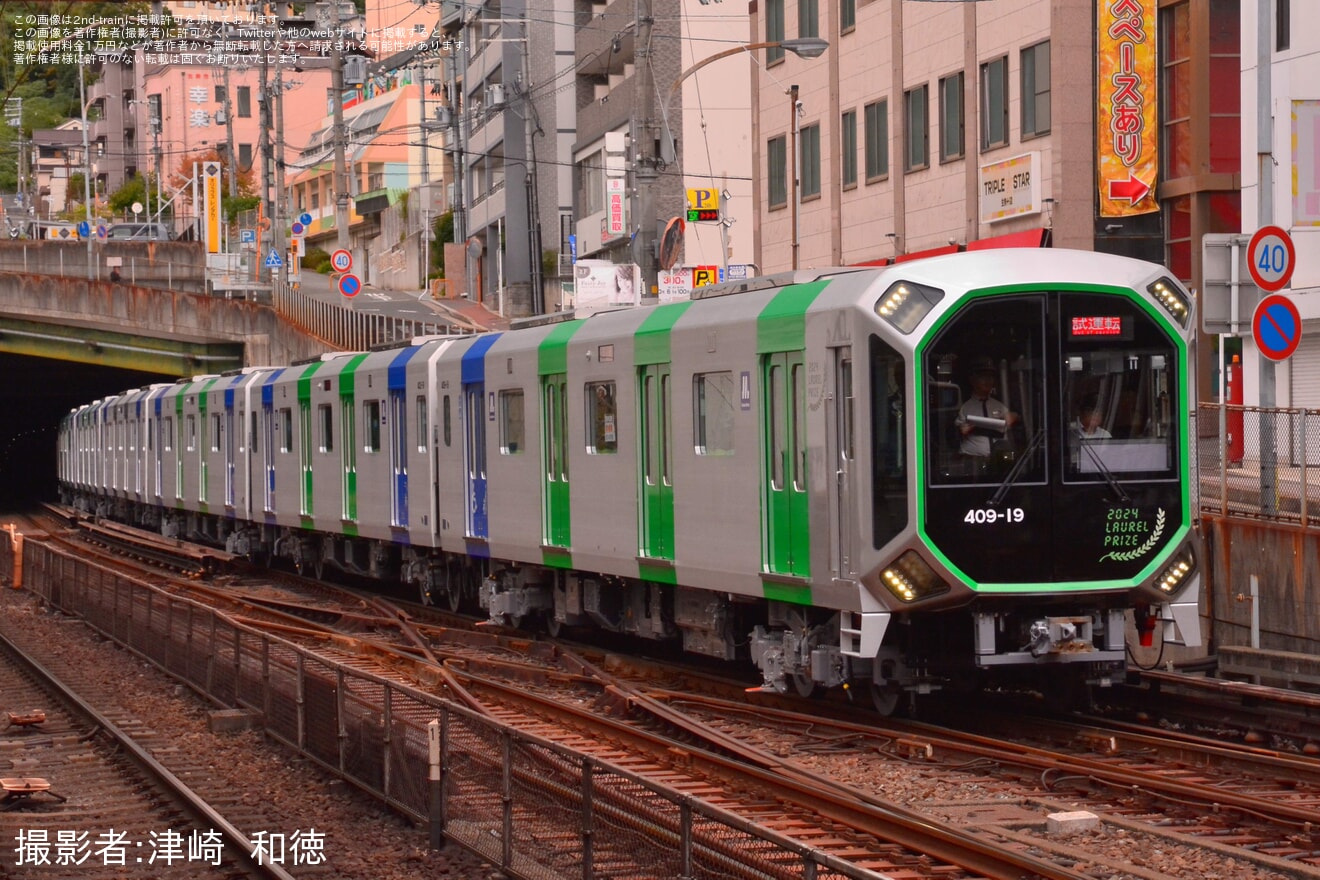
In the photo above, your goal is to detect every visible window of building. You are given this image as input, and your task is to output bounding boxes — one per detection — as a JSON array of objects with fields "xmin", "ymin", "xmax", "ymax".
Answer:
[
  {"xmin": 500, "ymin": 390, "xmax": 524, "ymax": 454},
  {"xmin": 768, "ymin": 135, "xmax": 787, "ymax": 207},
  {"xmin": 363, "ymin": 400, "xmax": 381, "ymax": 453},
  {"xmin": 237, "ymin": 85, "xmax": 251, "ymax": 118},
  {"xmin": 980, "ymin": 56, "xmax": 1009, "ymax": 149},
  {"xmin": 800, "ymin": 124, "xmax": 821, "ymax": 198},
  {"xmin": 939, "ymin": 72, "xmax": 964, "ymax": 162},
  {"xmin": 694, "ymin": 372, "xmax": 735, "ymax": 455},
  {"xmin": 841, "ymin": 0, "xmax": 855, "ymax": 33},
  {"xmin": 904, "ymin": 84, "xmax": 929, "ymax": 172},
  {"xmin": 864, "ymin": 99, "xmax": 888, "ymax": 181},
  {"xmin": 319, "ymin": 404, "xmax": 333, "ymax": 452},
  {"xmin": 799, "ymin": 0, "xmax": 818, "ymax": 39},
  {"xmin": 1021, "ymin": 42, "xmax": 1051, "ymax": 138},
  {"xmin": 577, "ymin": 149, "xmax": 604, "ymax": 216},
  {"xmin": 766, "ymin": 0, "xmax": 785, "ymax": 63},
  {"xmin": 237, "ymin": 143, "xmax": 252, "ymax": 172},
  {"xmin": 1277, "ymin": 0, "xmax": 1290, "ymax": 51},
  {"xmin": 214, "ymin": 85, "xmax": 224, "ymax": 104},
  {"xmin": 587, "ymin": 382, "xmax": 617, "ymax": 454},
  {"xmin": 841, "ymin": 110, "xmax": 858, "ymax": 188}
]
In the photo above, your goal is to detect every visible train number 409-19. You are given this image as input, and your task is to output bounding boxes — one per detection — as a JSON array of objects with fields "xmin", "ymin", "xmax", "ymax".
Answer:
[{"xmin": 964, "ymin": 507, "xmax": 1025, "ymax": 524}]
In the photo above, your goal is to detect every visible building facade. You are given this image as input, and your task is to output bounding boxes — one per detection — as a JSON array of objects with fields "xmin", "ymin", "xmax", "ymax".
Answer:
[{"xmin": 750, "ymin": 0, "xmax": 1239, "ymax": 398}]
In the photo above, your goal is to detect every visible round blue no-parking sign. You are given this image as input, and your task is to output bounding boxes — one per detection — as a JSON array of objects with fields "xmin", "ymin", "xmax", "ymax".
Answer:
[
  {"xmin": 1252, "ymin": 293, "xmax": 1302, "ymax": 361},
  {"xmin": 338, "ymin": 273, "xmax": 362, "ymax": 298}
]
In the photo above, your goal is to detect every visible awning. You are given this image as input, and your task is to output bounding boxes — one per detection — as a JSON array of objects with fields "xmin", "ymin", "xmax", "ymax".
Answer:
[
  {"xmin": 851, "ymin": 226, "xmax": 1050, "ymax": 267},
  {"xmin": 354, "ymin": 189, "xmax": 391, "ymax": 215}
]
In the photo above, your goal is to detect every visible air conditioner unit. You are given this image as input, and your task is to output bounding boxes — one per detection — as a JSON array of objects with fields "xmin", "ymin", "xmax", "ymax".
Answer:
[{"xmin": 487, "ymin": 84, "xmax": 506, "ymax": 108}]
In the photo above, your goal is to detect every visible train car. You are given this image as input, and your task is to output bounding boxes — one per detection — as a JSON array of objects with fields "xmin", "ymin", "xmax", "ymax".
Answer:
[{"xmin": 56, "ymin": 249, "xmax": 1203, "ymax": 710}]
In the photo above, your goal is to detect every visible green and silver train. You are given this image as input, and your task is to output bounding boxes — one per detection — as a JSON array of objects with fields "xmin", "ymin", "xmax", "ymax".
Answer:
[{"xmin": 58, "ymin": 248, "xmax": 1202, "ymax": 712}]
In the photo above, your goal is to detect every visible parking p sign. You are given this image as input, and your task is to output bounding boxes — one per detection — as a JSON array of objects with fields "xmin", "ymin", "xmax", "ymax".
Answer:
[{"xmin": 331, "ymin": 249, "xmax": 353, "ymax": 273}]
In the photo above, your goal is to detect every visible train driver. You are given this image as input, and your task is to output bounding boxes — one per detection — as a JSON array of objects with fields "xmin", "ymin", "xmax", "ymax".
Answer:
[
  {"xmin": 955, "ymin": 359, "xmax": 1018, "ymax": 458},
  {"xmin": 1073, "ymin": 392, "xmax": 1112, "ymax": 440}
]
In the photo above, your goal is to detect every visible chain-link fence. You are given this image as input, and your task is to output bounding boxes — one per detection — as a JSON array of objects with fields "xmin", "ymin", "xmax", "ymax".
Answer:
[
  {"xmin": 5, "ymin": 535, "xmax": 882, "ymax": 880},
  {"xmin": 1197, "ymin": 404, "xmax": 1320, "ymax": 527}
]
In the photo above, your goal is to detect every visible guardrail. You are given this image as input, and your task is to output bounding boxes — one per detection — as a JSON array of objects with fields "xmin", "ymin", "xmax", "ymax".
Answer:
[
  {"xmin": 8, "ymin": 536, "xmax": 876, "ymax": 880},
  {"xmin": 1197, "ymin": 403, "xmax": 1320, "ymax": 527},
  {"xmin": 272, "ymin": 281, "xmax": 466, "ymax": 350}
]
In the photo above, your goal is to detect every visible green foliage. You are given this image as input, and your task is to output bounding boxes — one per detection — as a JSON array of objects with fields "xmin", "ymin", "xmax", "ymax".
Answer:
[
  {"xmin": 543, "ymin": 250, "xmax": 559, "ymax": 279},
  {"xmin": 303, "ymin": 246, "xmax": 331, "ymax": 273},
  {"xmin": 430, "ymin": 211, "xmax": 454, "ymax": 278},
  {"xmin": 222, "ymin": 194, "xmax": 260, "ymax": 222},
  {"xmin": 67, "ymin": 173, "xmax": 86, "ymax": 202}
]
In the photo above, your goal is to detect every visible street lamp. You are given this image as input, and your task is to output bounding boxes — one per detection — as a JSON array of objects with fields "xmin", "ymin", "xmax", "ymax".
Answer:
[{"xmin": 654, "ymin": 37, "xmax": 828, "ymax": 276}]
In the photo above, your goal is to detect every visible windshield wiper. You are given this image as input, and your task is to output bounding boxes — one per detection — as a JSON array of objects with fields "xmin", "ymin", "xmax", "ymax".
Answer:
[
  {"xmin": 1079, "ymin": 436, "xmax": 1132, "ymax": 503},
  {"xmin": 989, "ymin": 428, "xmax": 1045, "ymax": 507}
]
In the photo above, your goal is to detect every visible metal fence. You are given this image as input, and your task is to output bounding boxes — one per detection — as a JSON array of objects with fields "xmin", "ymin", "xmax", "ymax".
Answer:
[
  {"xmin": 271, "ymin": 281, "xmax": 466, "ymax": 351},
  {"xmin": 4, "ymin": 534, "xmax": 879, "ymax": 880},
  {"xmin": 1197, "ymin": 403, "xmax": 1320, "ymax": 527}
]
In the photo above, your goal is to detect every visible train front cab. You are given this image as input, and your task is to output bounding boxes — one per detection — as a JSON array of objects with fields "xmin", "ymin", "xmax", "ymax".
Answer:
[{"xmin": 872, "ymin": 273, "xmax": 1202, "ymax": 691}]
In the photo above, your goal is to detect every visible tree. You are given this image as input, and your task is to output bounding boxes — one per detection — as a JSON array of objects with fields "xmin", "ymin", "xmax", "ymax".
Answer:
[
  {"xmin": 430, "ymin": 211, "xmax": 454, "ymax": 278},
  {"xmin": 171, "ymin": 148, "xmax": 258, "ymax": 221}
]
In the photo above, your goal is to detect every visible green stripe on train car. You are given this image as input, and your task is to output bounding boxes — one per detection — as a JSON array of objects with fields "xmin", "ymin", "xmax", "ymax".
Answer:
[
  {"xmin": 540, "ymin": 320, "xmax": 584, "ymax": 562},
  {"xmin": 635, "ymin": 303, "xmax": 691, "ymax": 569},
  {"xmin": 339, "ymin": 355, "xmax": 368, "ymax": 524},
  {"xmin": 757, "ymin": 281, "xmax": 828, "ymax": 600},
  {"xmin": 297, "ymin": 362, "xmax": 323, "ymax": 518}
]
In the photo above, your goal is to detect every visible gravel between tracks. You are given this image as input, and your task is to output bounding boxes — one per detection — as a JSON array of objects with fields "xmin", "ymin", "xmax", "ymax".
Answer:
[{"xmin": 0, "ymin": 587, "xmax": 498, "ymax": 879}]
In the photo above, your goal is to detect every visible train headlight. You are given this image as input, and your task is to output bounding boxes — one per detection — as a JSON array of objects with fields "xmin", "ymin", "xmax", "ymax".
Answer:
[
  {"xmin": 880, "ymin": 551, "xmax": 950, "ymax": 603},
  {"xmin": 875, "ymin": 280, "xmax": 944, "ymax": 334},
  {"xmin": 1154, "ymin": 546, "xmax": 1196, "ymax": 594},
  {"xmin": 1148, "ymin": 277, "xmax": 1191, "ymax": 328}
]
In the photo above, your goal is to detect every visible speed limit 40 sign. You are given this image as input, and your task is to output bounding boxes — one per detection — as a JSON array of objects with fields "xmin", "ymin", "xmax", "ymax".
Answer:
[
  {"xmin": 1247, "ymin": 225, "xmax": 1296, "ymax": 292},
  {"xmin": 330, "ymin": 248, "xmax": 353, "ymax": 273}
]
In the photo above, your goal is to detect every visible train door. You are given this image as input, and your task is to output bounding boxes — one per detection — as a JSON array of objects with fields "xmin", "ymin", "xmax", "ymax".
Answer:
[
  {"xmin": 639, "ymin": 364, "xmax": 674, "ymax": 559},
  {"xmin": 762, "ymin": 350, "xmax": 810, "ymax": 577},
  {"xmin": 831, "ymin": 348, "xmax": 856, "ymax": 577},
  {"xmin": 542, "ymin": 373, "xmax": 569, "ymax": 547},
  {"xmin": 390, "ymin": 389, "xmax": 408, "ymax": 528},
  {"xmin": 464, "ymin": 382, "xmax": 488, "ymax": 539}
]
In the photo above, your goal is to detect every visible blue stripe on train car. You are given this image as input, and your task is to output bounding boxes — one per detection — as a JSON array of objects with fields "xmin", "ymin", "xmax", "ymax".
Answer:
[{"xmin": 461, "ymin": 333, "xmax": 502, "ymax": 383}]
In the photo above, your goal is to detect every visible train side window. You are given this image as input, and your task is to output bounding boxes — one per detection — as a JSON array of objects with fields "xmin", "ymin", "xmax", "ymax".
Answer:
[
  {"xmin": 416, "ymin": 396, "xmax": 428, "ymax": 452},
  {"xmin": 694, "ymin": 371, "xmax": 735, "ymax": 455},
  {"xmin": 187, "ymin": 415, "xmax": 197, "ymax": 451},
  {"xmin": 586, "ymin": 381, "xmax": 617, "ymax": 454},
  {"xmin": 870, "ymin": 336, "xmax": 908, "ymax": 547},
  {"xmin": 500, "ymin": 390, "xmax": 524, "ymax": 454},
  {"xmin": 364, "ymin": 400, "xmax": 381, "ymax": 453},
  {"xmin": 279, "ymin": 407, "xmax": 293, "ymax": 453},
  {"xmin": 163, "ymin": 416, "xmax": 173, "ymax": 452},
  {"xmin": 443, "ymin": 395, "xmax": 452, "ymax": 447},
  {"xmin": 318, "ymin": 404, "xmax": 333, "ymax": 453}
]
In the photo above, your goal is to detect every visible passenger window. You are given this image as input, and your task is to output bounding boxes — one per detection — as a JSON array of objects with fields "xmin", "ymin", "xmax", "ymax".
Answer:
[
  {"xmin": 586, "ymin": 382, "xmax": 617, "ymax": 454},
  {"xmin": 364, "ymin": 400, "xmax": 381, "ymax": 452},
  {"xmin": 500, "ymin": 390, "xmax": 524, "ymax": 454},
  {"xmin": 694, "ymin": 372, "xmax": 735, "ymax": 455}
]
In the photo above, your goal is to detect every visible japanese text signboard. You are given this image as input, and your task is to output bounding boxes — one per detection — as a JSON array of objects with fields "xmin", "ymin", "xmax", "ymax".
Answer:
[{"xmin": 1098, "ymin": 0, "xmax": 1158, "ymax": 217}]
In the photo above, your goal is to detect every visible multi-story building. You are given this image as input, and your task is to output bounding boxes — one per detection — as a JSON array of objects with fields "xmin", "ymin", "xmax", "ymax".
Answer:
[
  {"xmin": 437, "ymin": 0, "xmax": 576, "ymax": 315},
  {"xmin": 750, "ymin": 0, "xmax": 1239, "ymax": 394},
  {"xmin": 570, "ymin": 0, "xmax": 755, "ymax": 297},
  {"xmin": 1240, "ymin": 0, "xmax": 1320, "ymax": 405},
  {"xmin": 87, "ymin": 60, "xmax": 138, "ymax": 198}
]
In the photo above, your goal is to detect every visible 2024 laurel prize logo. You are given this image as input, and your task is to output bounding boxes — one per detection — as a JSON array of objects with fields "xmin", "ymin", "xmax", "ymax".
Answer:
[{"xmin": 1098, "ymin": 507, "xmax": 1165, "ymax": 563}]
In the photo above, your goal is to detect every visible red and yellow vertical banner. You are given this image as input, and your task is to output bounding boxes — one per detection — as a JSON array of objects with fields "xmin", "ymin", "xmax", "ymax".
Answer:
[{"xmin": 1098, "ymin": 0, "xmax": 1159, "ymax": 216}]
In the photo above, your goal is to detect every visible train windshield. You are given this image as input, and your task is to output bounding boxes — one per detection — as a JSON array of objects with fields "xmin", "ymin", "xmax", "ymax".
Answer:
[
  {"xmin": 922, "ymin": 293, "xmax": 1178, "ymax": 486},
  {"xmin": 1059, "ymin": 294, "xmax": 1176, "ymax": 481}
]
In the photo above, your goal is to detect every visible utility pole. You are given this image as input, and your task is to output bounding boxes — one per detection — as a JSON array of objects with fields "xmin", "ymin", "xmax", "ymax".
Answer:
[
  {"xmin": 522, "ymin": 21, "xmax": 543, "ymax": 312},
  {"xmin": 1256, "ymin": 0, "xmax": 1276, "ymax": 512},
  {"xmin": 632, "ymin": 0, "xmax": 657, "ymax": 297},
  {"xmin": 258, "ymin": 9, "xmax": 274, "ymax": 279},
  {"xmin": 222, "ymin": 61, "xmax": 237, "ymax": 197},
  {"xmin": 331, "ymin": 0, "xmax": 351, "ymax": 251},
  {"xmin": 419, "ymin": 58, "xmax": 431, "ymax": 289},
  {"xmin": 273, "ymin": 51, "xmax": 288, "ymax": 263},
  {"xmin": 77, "ymin": 63, "xmax": 94, "ymax": 279}
]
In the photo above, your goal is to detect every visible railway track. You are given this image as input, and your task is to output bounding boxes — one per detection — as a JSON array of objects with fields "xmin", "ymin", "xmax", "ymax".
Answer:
[
  {"xmin": 13, "ymin": 505, "xmax": 1320, "ymax": 879},
  {"xmin": 0, "ymin": 628, "xmax": 294, "ymax": 880}
]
